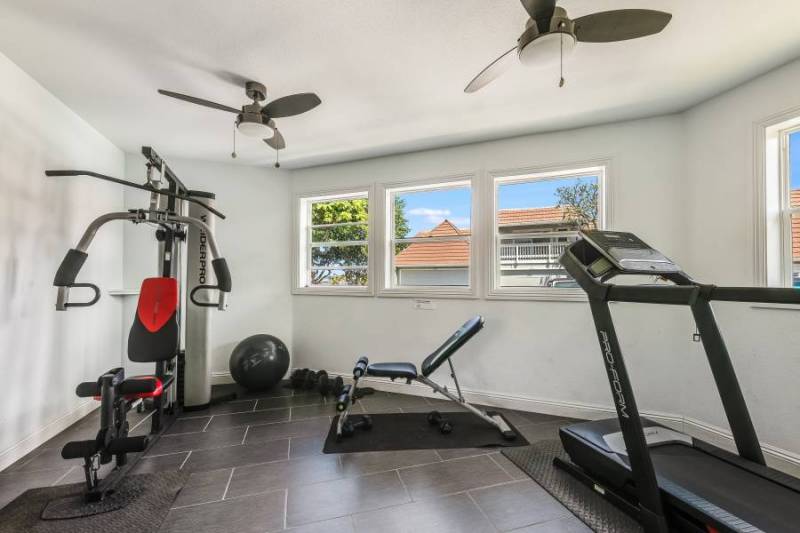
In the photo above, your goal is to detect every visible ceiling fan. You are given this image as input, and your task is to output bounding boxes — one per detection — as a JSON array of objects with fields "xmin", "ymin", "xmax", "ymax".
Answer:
[
  {"xmin": 465, "ymin": 0, "xmax": 672, "ymax": 92},
  {"xmin": 158, "ymin": 81, "xmax": 321, "ymax": 162}
]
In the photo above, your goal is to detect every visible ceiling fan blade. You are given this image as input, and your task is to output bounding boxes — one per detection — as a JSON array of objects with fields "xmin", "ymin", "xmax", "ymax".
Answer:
[
  {"xmin": 520, "ymin": 0, "xmax": 556, "ymax": 30},
  {"xmin": 157, "ymin": 89, "xmax": 240, "ymax": 113},
  {"xmin": 263, "ymin": 93, "xmax": 321, "ymax": 118},
  {"xmin": 264, "ymin": 128, "xmax": 286, "ymax": 150},
  {"xmin": 464, "ymin": 46, "xmax": 518, "ymax": 93},
  {"xmin": 574, "ymin": 9, "xmax": 672, "ymax": 43}
]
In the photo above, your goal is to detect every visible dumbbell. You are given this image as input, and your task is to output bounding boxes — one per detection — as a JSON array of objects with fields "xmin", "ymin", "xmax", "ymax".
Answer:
[
  {"xmin": 427, "ymin": 410, "xmax": 453, "ymax": 434},
  {"xmin": 317, "ymin": 371, "xmax": 330, "ymax": 395},
  {"xmin": 302, "ymin": 370, "xmax": 321, "ymax": 390},
  {"xmin": 289, "ymin": 368, "xmax": 309, "ymax": 389},
  {"xmin": 336, "ymin": 385, "xmax": 352, "ymax": 412},
  {"xmin": 340, "ymin": 415, "xmax": 373, "ymax": 438}
]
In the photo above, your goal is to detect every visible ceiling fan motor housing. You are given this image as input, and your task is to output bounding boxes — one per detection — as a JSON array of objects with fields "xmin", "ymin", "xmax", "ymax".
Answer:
[
  {"xmin": 236, "ymin": 103, "xmax": 272, "ymax": 137},
  {"xmin": 245, "ymin": 81, "xmax": 267, "ymax": 102},
  {"xmin": 517, "ymin": 7, "xmax": 576, "ymax": 67}
]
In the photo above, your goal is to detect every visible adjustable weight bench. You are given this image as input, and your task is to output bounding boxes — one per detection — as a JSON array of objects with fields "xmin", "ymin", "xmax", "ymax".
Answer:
[{"xmin": 335, "ymin": 316, "xmax": 516, "ymax": 440}]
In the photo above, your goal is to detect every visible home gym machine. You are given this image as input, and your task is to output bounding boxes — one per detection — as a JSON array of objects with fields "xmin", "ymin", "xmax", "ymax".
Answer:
[
  {"xmin": 556, "ymin": 230, "xmax": 800, "ymax": 533},
  {"xmin": 44, "ymin": 147, "xmax": 232, "ymax": 514},
  {"xmin": 335, "ymin": 316, "xmax": 517, "ymax": 441}
]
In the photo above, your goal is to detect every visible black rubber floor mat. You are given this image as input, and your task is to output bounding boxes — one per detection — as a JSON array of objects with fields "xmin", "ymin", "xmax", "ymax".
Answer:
[
  {"xmin": 0, "ymin": 471, "xmax": 187, "ymax": 533},
  {"xmin": 324, "ymin": 412, "xmax": 528, "ymax": 453},
  {"xmin": 502, "ymin": 440, "xmax": 641, "ymax": 533}
]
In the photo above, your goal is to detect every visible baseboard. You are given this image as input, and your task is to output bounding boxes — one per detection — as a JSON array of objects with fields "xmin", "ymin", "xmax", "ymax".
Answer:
[
  {"xmin": 0, "ymin": 400, "xmax": 98, "ymax": 472},
  {"xmin": 211, "ymin": 371, "xmax": 235, "ymax": 386},
  {"xmin": 319, "ymin": 369, "xmax": 800, "ymax": 475}
]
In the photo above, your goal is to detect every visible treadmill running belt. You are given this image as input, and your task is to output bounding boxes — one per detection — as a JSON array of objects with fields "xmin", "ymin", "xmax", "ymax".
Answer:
[{"xmin": 652, "ymin": 444, "xmax": 800, "ymax": 533}]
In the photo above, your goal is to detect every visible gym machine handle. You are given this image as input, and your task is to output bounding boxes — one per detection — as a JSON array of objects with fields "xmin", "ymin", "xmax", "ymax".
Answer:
[
  {"xmin": 353, "ymin": 357, "xmax": 369, "ymax": 378},
  {"xmin": 53, "ymin": 248, "xmax": 102, "ymax": 310},
  {"xmin": 189, "ymin": 258, "xmax": 232, "ymax": 310}
]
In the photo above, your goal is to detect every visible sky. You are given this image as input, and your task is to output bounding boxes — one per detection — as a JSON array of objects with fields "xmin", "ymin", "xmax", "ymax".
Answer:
[
  {"xmin": 792, "ymin": 131, "xmax": 800, "ymax": 189},
  {"xmin": 398, "ymin": 176, "xmax": 598, "ymax": 236}
]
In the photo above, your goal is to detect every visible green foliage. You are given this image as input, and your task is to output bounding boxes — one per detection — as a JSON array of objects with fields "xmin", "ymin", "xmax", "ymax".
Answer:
[
  {"xmin": 310, "ymin": 197, "xmax": 409, "ymax": 285},
  {"xmin": 555, "ymin": 180, "xmax": 599, "ymax": 229}
]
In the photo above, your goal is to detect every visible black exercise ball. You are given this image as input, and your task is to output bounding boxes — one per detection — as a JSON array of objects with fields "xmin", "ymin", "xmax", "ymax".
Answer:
[{"xmin": 229, "ymin": 334, "xmax": 290, "ymax": 391}]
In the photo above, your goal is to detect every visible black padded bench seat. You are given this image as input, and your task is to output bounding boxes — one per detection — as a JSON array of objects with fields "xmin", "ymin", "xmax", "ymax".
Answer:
[{"xmin": 366, "ymin": 362, "xmax": 418, "ymax": 380}]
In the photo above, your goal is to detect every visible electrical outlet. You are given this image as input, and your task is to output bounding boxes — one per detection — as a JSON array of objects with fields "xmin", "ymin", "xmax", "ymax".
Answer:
[{"xmin": 413, "ymin": 299, "xmax": 435, "ymax": 310}]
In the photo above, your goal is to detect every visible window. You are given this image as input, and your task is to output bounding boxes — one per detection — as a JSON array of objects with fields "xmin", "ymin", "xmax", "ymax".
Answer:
[
  {"xmin": 491, "ymin": 166, "xmax": 606, "ymax": 297},
  {"xmin": 384, "ymin": 179, "xmax": 473, "ymax": 293},
  {"xmin": 782, "ymin": 128, "xmax": 800, "ymax": 288},
  {"xmin": 296, "ymin": 191, "xmax": 370, "ymax": 292}
]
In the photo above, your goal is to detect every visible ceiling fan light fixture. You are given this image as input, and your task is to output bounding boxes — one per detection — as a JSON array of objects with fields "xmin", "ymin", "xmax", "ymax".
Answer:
[
  {"xmin": 518, "ymin": 31, "xmax": 576, "ymax": 68},
  {"xmin": 236, "ymin": 114, "xmax": 272, "ymax": 138}
]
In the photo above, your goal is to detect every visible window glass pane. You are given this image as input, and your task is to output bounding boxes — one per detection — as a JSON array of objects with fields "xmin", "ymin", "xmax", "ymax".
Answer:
[
  {"xmin": 390, "ymin": 185, "xmax": 471, "ymax": 288},
  {"xmin": 395, "ymin": 242, "xmax": 471, "ymax": 287},
  {"xmin": 311, "ymin": 224, "xmax": 368, "ymax": 243},
  {"xmin": 311, "ymin": 245, "xmax": 368, "ymax": 268},
  {"xmin": 496, "ymin": 175, "xmax": 598, "ymax": 288},
  {"xmin": 309, "ymin": 268, "xmax": 368, "ymax": 287},
  {"xmin": 311, "ymin": 198, "xmax": 368, "ymax": 226},
  {"xmin": 792, "ymin": 213, "xmax": 800, "ymax": 288}
]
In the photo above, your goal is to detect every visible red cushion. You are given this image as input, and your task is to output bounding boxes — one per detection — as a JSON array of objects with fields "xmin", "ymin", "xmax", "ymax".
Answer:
[
  {"xmin": 137, "ymin": 278, "xmax": 178, "ymax": 333},
  {"xmin": 124, "ymin": 375, "xmax": 164, "ymax": 400}
]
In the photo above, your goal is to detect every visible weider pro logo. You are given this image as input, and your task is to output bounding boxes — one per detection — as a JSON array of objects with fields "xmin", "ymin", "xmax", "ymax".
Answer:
[
  {"xmin": 198, "ymin": 214, "xmax": 208, "ymax": 284},
  {"xmin": 600, "ymin": 330, "xmax": 629, "ymax": 419}
]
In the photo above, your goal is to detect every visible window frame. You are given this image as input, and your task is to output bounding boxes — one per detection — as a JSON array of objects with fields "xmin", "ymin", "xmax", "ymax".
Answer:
[
  {"xmin": 486, "ymin": 162, "xmax": 609, "ymax": 301},
  {"xmin": 378, "ymin": 174, "xmax": 479, "ymax": 298},
  {"xmin": 778, "ymin": 125, "xmax": 800, "ymax": 288},
  {"xmin": 293, "ymin": 187, "xmax": 374, "ymax": 296}
]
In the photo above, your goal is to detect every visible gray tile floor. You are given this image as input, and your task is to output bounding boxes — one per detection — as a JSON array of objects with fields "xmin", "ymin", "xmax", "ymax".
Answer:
[{"xmin": 0, "ymin": 385, "xmax": 591, "ymax": 533}]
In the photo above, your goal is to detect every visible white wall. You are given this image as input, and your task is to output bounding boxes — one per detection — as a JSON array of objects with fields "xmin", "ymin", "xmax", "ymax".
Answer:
[
  {"xmin": 0, "ymin": 52, "xmax": 125, "ymax": 469},
  {"xmin": 290, "ymin": 115, "xmax": 691, "ymax": 420},
  {"xmin": 122, "ymin": 155, "xmax": 292, "ymax": 379},
  {"xmin": 683, "ymin": 58, "xmax": 800, "ymax": 459}
]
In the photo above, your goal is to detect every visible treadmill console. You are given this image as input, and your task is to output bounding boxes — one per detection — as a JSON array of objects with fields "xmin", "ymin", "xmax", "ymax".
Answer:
[{"xmin": 581, "ymin": 230, "xmax": 681, "ymax": 276}]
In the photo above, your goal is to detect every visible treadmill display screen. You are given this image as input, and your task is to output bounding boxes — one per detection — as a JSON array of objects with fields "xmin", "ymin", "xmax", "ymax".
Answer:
[{"xmin": 582, "ymin": 230, "xmax": 681, "ymax": 275}]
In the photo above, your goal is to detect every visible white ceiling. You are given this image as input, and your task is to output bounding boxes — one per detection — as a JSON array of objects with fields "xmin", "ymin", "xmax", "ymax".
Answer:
[{"xmin": 1, "ymin": 1, "xmax": 800, "ymax": 169}]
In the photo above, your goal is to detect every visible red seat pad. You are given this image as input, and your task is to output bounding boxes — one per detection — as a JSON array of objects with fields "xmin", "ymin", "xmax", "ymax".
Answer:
[{"xmin": 137, "ymin": 278, "xmax": 178, "ymax": 333}]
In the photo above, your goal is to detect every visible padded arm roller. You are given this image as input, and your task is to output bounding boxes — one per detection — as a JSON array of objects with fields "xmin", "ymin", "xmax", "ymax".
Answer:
[
  {"xmin": 54, "ymin": 249, "xmax": 88, "ymax": 286},
  {"xmin": 119, "ymin": 379, "xmax": 157, "ymax": 395},
  {"xmin": 62, "ymin": 440, "xmax": 99, "ymax": 459},
  {"xmin": 76, "ymin": 381, "xmax": 101, "ymax": 398},
  {"xmin": 107, "ymin": 435, "xmax": 149, "ymax": 455},
  {"xmin": 353, "ymin": 357, "xmax": 369, "ymax": 378}
]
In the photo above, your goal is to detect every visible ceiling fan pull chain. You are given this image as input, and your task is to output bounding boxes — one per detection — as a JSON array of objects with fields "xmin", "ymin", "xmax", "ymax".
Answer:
[
  {"xmin": 274, "ymin": 143, "xmax": 281, "ymax": 168},
  {"xmin": 231, "ymin": 122, "xmax": 237, "ymax": 159}
]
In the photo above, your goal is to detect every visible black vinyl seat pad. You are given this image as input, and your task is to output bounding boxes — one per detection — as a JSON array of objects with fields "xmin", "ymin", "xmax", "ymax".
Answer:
[{"xmin": 366, "ymin": 362, "xmax": 418, "ymax": 380}]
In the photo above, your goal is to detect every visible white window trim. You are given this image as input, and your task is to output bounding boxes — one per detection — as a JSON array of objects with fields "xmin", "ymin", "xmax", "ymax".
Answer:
[
  {"xmin": 292, "ymin": 186, "xmax": 374, "ymax": 296},
  {"xmin": 484, "ymin": 160, "xmax": 611, "ymax": 302},
  {"xmin": 754, "ymin": 106, "xmax": 800, "ymax": 289},
  {"xmin": 377, "ymin": 173, "xmax": 479, "ymax": 299}
]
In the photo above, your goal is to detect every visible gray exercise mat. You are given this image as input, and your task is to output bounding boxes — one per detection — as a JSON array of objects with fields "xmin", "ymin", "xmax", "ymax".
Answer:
[
  {"xmin": 0, "ymin": 471, "xmax": 187, "ymax": 533},
  {"xmin": 502, "ymin": 439, "xmax": 641, "ymax": 533}
]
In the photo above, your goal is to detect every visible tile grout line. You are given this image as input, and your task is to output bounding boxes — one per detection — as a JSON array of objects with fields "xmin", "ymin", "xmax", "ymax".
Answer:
[
  {"xmin": 201, "ymin": 415, "xmax": 214, "ymax": 432},
  {"xmin": 221, "ymin": 466, "xmax": 236, "ymax": 500},
  {"xmin": 241, "ymin": 426, "xmax": 251, "ymax": 445},
  {"xmin": 487, "ymin": 452, "xmax": 517, "ymax": 481},
  {"xmin": 50, "ymin": 466, "xmax": 75, "ymax": 486},
  {"xmin": 128, "ymin": 408, "xmax": 155, "ymax": 432},
  {"xmin": 395, "ymin": 468, "xmax": 413, "ymax": 503},
  {"xmin": 286, "ymin": 436, "xmax": 291, "ymax": 460},
  {"xmin": 465, "ymin": 490, "xmax": 501, "ymax": 533},
  {"xmin": 178, "ymin": 450, "xmax": 192, "ymax": 470},
  {"xmin": 282, "ymin": 488, "xmax": 288, "ymax": 530}
]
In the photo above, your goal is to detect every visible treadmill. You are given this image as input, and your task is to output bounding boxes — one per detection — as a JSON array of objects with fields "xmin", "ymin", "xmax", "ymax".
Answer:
[{"xmin": 556, "ymin": 230, "xmax": 800, "ymax": 533}]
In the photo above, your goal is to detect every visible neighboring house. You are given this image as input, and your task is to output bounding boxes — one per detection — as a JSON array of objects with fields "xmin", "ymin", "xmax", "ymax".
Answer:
[
  {"xmin": 394, "ymin": 220, "xmax": 470, "ymax": 286},
  {"xmin": 394, "ymin": 207, "xmax": 581, "ymax": 286}
]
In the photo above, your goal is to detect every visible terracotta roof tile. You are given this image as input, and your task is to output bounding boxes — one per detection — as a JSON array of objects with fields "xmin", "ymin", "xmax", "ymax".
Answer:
[
  {"xmin": 497, "ymin": 206, "xmax": 571, "ymax": 226},
  {"xmin": 395, "ymin": 220, "xmax": 469, "ymax": 267}
]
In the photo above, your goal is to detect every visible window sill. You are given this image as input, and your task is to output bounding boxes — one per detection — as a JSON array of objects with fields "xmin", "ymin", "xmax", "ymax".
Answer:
[
  {"xmin": 293, "ymin": 286, "xmax": 373, "ymax": 297},
  {"xmin": 377, "ymin": 287, "xmax": 478, "ymax": 299},
  {"xmin": 486, "ymin": 288, "xmax": 588, "ymax": 302}
]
